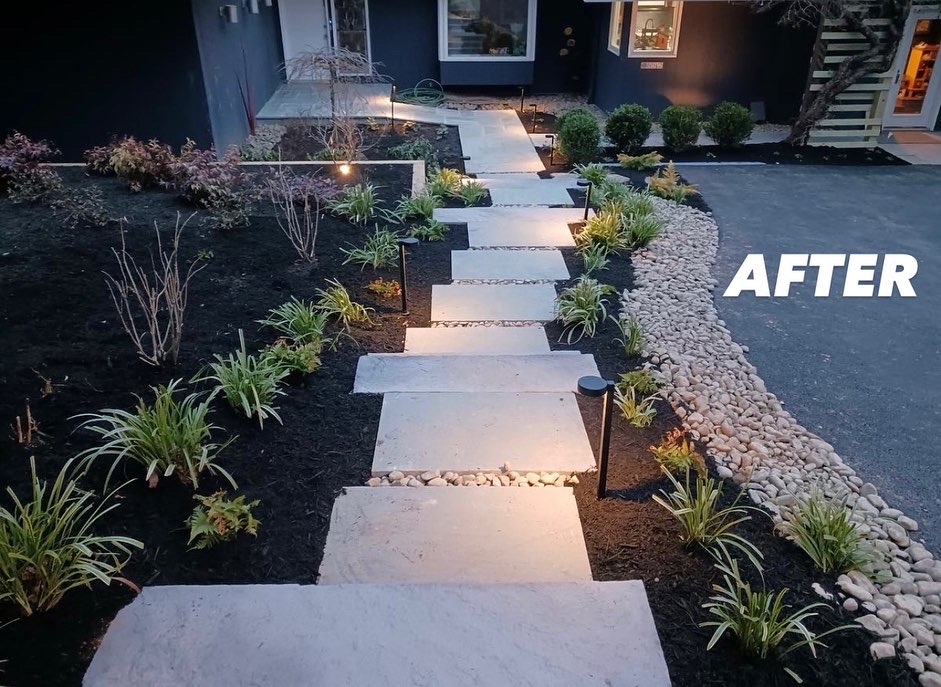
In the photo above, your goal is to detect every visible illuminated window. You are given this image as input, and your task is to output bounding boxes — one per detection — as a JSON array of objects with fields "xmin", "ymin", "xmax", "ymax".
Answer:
[
  {"xmin": 628, "ymin": 1, "xmax": 683, "ymax": 59},
  {"xmin": 608, "ymin": 2, "xmax": 625, "ymax": 55},
  {"xmin": 439, "ymin": 0, "xmax": 537, "ymax": 61}
]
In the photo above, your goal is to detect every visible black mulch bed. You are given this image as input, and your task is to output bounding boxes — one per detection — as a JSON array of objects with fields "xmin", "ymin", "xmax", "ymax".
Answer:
[
  {"xmin": 0, "ymin": 164, "xmax": 467, "ymax": 686},
  {"xmin": 277, "ymin": 119, "xmax": 467, "ymax": 171},
  {"xmin": 545, "ymin": 229, "xmax": 916, "ymax": 686}
]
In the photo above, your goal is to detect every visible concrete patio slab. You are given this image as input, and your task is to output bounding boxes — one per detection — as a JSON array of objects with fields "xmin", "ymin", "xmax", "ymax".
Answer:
[
  {"xmin": 403, "ymin": 326, "xmax": 550, "ymax": 355},
  {"xmin": 353, "ymin": 353, "xmax": 599, "ymax": 393},
  {"xmin": 319, "ymin": 487, "xmax": 592, "ymax": 583},
  {"xmin": 451, "ymin": 249, "xmax": 569, "ymax": 281},
  {"xmin": 434, "ymin": 206, "xmax": 582, "ymax": 248},
  {"xmin": 84, "ymin": 581, "xmax": 671, "ymax": 687},
  {"xmin": 432, "ymin": 283, "xmax": 557, "ymax": 322},
  {"xmin": 372, "ymin": 392, "xmax": 595, "ymax": 475},
  {"xmin": 475, "ymin": 173, "xmax": 575, "ymax": 206}
]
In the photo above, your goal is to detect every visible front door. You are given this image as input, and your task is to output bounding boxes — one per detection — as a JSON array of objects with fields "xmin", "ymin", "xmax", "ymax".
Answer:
[
  {"xmin": 280, "ymin": 0, "xmax": 330, "ymax": 76},
  {"xmin": 328, "ymin": 0, "xmax": 372, "ymax": 74},
  {"xmin": 884, "ymin": 10, "xmax": 941, "ymax": 129}
]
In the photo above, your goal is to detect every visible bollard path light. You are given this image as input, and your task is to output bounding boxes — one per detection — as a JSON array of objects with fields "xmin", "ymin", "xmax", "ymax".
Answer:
[
  {"xmin": 397, "ymin": 237, "xmax": 419, "ymax": 314},
  {"xmin": 519, "ymin": 86, "xmax": 526, "ymax": 113},
  {"xmin": 576, "ymin": 178, "xmax": 593, "ymax": 221},
  {"xmin": 546, "ymin": 134, "xmax": 556, "ymax": 167},
  {"xmin": 530, "ymin": 103, "xmax": 539, "ymax": 133},
  {"xmin": 577, "ymin": 375, "xmax": 616, "ymax": 499}
]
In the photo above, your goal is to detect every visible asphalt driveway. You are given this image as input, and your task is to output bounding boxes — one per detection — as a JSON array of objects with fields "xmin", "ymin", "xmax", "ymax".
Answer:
[{"xmin": 681, "ymin": 165, "xmax": 941, "ymax": 551}]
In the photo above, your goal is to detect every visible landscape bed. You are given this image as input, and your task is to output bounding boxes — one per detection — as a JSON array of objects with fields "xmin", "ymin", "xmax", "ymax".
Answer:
[{"xmin": 0, "ymin": 162, "xmax": 468, "ymax": 685}]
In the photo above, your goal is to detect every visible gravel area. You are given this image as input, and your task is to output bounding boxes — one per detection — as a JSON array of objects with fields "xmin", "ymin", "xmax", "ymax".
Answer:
[{"xmin": 623, "ymin": 197, "xmax": 941, "ymax": 683}]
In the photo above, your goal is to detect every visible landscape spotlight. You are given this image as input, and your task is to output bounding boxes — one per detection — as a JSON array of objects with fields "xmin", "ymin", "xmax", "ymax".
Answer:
[
  {"xmin": 577, "ymin": 375, "xmax": 616, "ymax": 499},
  {"xmin": 397, "ymin": 237, "xmax": 419, "ymax": 314},
  {"xmin": 339, "ymin": 163, "xmax": 351, "ymax": 176},
  {"xmin": 576, "ymin": 178, "xmax": 593, "ymax": 221}
]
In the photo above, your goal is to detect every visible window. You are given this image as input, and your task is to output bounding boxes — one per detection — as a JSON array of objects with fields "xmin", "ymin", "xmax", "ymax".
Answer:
[
  {"xmin": 608, "ymin": 2, "xmax": 625, "ymax": 55},
  {"xmin": 628, "ymin": 1, "xmax": 683, "ymax": 59},
  {"xmin": 439, "ymin": 0, "xmax": 537, "ymax": 61}
]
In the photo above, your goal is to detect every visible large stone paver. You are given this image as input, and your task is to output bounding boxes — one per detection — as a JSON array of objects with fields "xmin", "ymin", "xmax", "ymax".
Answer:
[
  {"xmin": 434, "ymin": 206, "xmax": 582, "ymax": 247},
  {"xmin": 84, "ymin": 581, "xmax": 671, "ymax": 687},
  {"xmin": 451, "ymin": 249, "xmax": 569, "ymax": 281},
  {"xmin": 475, "ymin": 173, "xmax": 575, "ymax": 206},
  {"xmin": 432, "ymin": 283, "xmax": 557, "ymax": 322},
  {"xmin": 372, "ymin": 392, "xmax": 595, "ymax": 475},
  {"xmin": 403, "ymin": 326, "xmax": 550, "ymax": 355},
  {"xmin": 319, "ymin": 487, "xmax": 592, "ymax": 584},
  {"xmin": 353, "ymin": 353, "xmax": 599, "ymax": 393}
]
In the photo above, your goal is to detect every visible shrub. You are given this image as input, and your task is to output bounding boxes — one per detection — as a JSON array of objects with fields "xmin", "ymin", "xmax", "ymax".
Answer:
[
  {"xmin": 388, "ymin": 137, "xmax": 438, "ymax": 169},
  {"xmin": 0, "ymin": 457, "xmax": 143, "ymax": 616},
  {"xmin": 457, "ymin": 179, "xmax": 488, "ymax": 206},
  {"xmin": 557, "ymin": 107, "xmax": 600, "ymax": 164},
  {"xmin": 580, "ymin": 243, "xmax": 610, "ymax": 275},
  {"xmin": 575, "ymin": 207, "xmax": 623, "ymax": 252},
  {"xmin": 75, "ymin": 379, "xmax": 235, "ymax": 490},
  {"xmin": 329, "ymin": 182, "xmax": 379, "ymax": 225},
  {"xmin": 701, "ymin": 544, "xmax": 853, "ymax": 683},
  {"xmin": 573, "ymin": 163, "xmax": 608, "ymax": 186},
  {"xmin": 659, "ymin": 105, "xmax": 703, "ymax": 151},
  {"xmin": 409, "ymin": 218, "xmax": 449, "ymax": 241},
  {"xmin": 647, "ymin": 162, "xmax": 699, "ymax": 202},
  {"xmin": 650, "ymin": 428, "xmax": 706, "ymax": 476},
  {"xmin": 704, "ymin": 101, "xmax": 754, "ymax": 148},
  {"xmin": 613, "ymin": 314, "xmax": 644, "ymax": 355},
  {"xmin": 618, "ymin": 368, "xmax": 660, "ymax": 395},
  {"xmin": 0, "ymin": 132, "xmax": 58, "ymax": 194},
  {"xmin": 258, "ymin": 298, "xmax": 330, "ymax": 346},
  {"xmin": 367, "ymin": 277, "xmax": 402, "ymax": 299},
  {"xmin": 341, "ymin": 227, "xmax": 400, "ymax": 270},
  {"xmin": 556, "ymin": 276, "xmax": 615, "ymax": 344},
  {"xmin": 6, "ymin": 167, "xmax": 64, "ymax": 205},
  {"xmin": 266, "ymin": 168, "xmax": 338, "ymax": 263},
  {"xmin": 187, "ymin": 491, "xmax": 260, "ymax": 550},
  {"xmin": 260, "ymin": 338, "xmax": 322, "ymax": 374},
  {"xmin": 197, "ymin": 330, "xmax": 289, "ymax": 429},
  {"xmin": 427, "ymin": 167, "xmax": 463, "ymax": 198},
  {"xmin": 776, "ymin": 490, "xmax": 884, "ymax": 577},
  {"xmin": 614, "ymin": 384, "xmax": 657, "ymax": 427},
  {"xmin": 105, "ymin": 215, "xmax": 205, "ymax": 367},
  {"xmin": 395, "ymin": 191, "xmax": 441, "ymax": 220},
  {"xmin": 617, "ymin": 151, "xmax": 663, "ymax": 171},
  {"xmin": 49, "ymin": 186, "xmax": 111, "ymax": 228},
  {"xmin": 101, "ymin": 137, "xmax": 175, "ymax": 192},
  {"xmin": 605, "ymin": 104, "xmax": 653, "ymax": 154},
  {"xmin": 653, "ymin": 469, "xmax": 762, "ymax": 568},
  {"xmin": 170, "ymin": 141, "xmax": 250, "ymax": 229},
  {"xmin": 315, "ymin": 279, "xmax": 374, "ymax": 329}
]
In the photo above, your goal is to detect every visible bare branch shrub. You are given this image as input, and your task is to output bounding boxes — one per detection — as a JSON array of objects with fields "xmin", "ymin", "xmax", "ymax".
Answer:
[
  {"xmin": 105, "ymin": 214, "xmax": 205, "ymax": 367},
  {"xmin": 266, "ymin": 167, "xmax": 338, "ymax": 263}
]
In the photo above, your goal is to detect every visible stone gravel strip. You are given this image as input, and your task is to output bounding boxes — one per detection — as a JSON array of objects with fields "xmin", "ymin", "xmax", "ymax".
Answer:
[
  {"xmin": 365, "ymin": 463, "xmax": 581, "ymax": 489},
  {"xmin": 624, "ymin": 198, "xmax": 941, "ymax": 684}
]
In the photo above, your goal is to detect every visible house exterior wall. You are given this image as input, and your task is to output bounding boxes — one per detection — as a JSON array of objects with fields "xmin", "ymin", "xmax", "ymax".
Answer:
[
  {"xmin": 369, "ymin": 0, "xmax": 440, "ymax": 87},
  {"xmin": 0, "ymin": 0, "xmax": 211, "ymax": 160},
  {"xmin": 589, "ymin": 2, "xmax": 815, "ymax": 122},
  {"xmin": 191, "ymin": 0, "xmax": 285, "ymax": 152}
]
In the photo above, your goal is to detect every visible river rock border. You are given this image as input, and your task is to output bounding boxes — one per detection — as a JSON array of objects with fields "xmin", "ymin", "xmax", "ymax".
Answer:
[
  {"xmin": 623, "ymin": 197, "xmax": 941, "ymax": 685},
  {"xmin": 366, "ymin": 463, "xmax": 579, "ymax": 489}
]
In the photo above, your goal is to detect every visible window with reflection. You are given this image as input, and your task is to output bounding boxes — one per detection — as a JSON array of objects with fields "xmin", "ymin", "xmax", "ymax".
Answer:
[
  {"xmin": 628, "ymin": 1, "xmax": 683, "ymax": 58},
  {"xmin": 442, "ymin": 0, "xmax": 534, "ymax": 59}
]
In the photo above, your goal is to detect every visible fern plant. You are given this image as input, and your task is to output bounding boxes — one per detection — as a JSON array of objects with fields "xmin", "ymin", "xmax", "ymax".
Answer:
[
  {"xmin": 329, "ymin": 182, "xmax": 380, "ymax": 224},
  {"xmin": 556, "ymin": 276, "xmax": 615, "ymax": 344},
  {"xmin": 617, "ymin": 151, "xmax": 663, "ymax": 171},
  {"xmin": 341, "ymin": 227, "xmax": 400, "ymax": 270},
  {"xmin": 258, "ymin": 298, "xmax": 330, "ymax": 346},
  {"xmin": 196, "ymin": 330, "xmax": 289, "ymax": 429},
  {"xmin": 614, "ymin": 383, "xmax": 658, "ymax": 427},
  {"xmin": 647, "ymin": 162, "xmax": 699, "ymax": 202},
  {"xmin": 75, "ymin": 379, "xmax": 235, "ymax": 490},
  {"xmin": 0, "ymin": 457, "xmax": 143, "ymax": 616},
  {"xmin": 653, "ymin": 469, "xmax": 763, "ymax": 570},
  {"xmin": 187, "ymin": 491, "xmax": 260, "ymax": 550},
  {"xmin": 315, "ymin": 279, "xmax": 374, "ymax": 329}
]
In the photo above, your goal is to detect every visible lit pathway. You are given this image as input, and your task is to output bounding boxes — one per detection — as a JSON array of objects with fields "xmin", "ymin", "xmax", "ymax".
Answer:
[{"xmin": 84, "ymin": 102, "xmax": 670, "ymax": 687}]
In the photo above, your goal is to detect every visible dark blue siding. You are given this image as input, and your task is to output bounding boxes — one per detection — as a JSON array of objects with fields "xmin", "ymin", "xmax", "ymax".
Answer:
[{"xmin": 369, "ymin": 0, "xmax": 440, "ymax": 88}]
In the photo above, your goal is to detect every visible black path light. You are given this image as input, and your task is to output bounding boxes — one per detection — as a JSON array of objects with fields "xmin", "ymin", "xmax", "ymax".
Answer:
[
  {"xmin": 546, "ymin": 134, "xmax": 556, "ymax": 166},
  {"xmin": 397, "ymin": 237, "xmax": 419, "ymax": 314},
  {"xmin": 530, "ymin": 103, "xmax": 539, "ymax": 133},
  {"xmin": 390, "ymin": 83, "xmax": 396, "ymax": 127},
  {"xmin": 577, "ymin": 375, "xmax": 616, "ymax": 499},
  {"xmin": 519, "ymin": 86, "xmax": 526, "ymax": 113},
  {"xmin": 576, "ymin": 178, "xmax": 593, "ymax": 221}
]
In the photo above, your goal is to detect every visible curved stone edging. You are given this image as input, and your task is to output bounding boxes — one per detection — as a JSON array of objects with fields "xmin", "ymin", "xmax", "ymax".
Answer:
[{"xmin": 623, "ymin": 197, "xmax": 941, "ymax": 681}]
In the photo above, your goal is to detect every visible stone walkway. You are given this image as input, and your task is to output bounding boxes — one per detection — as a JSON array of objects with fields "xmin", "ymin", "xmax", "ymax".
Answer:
[{"xmin": 84, "ymin": 104, "xmax": 670, "ymax": 687}]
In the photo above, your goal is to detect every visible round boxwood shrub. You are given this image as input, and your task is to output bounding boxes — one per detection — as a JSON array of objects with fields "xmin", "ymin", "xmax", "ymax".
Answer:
[
  {"xmin": 704, "ymin": 101, "xmax": 754, "ymax": 148},
  {"xmin": 605, "ymin": 104, "xmax": 653, "ymax": 154},
  {"xmin": 659, "ymin": 105, "xmax": 703, "ymax": 152},
  {"xmin": 557, "ymin": 107, "xmax": 600, "ymax": 164}
]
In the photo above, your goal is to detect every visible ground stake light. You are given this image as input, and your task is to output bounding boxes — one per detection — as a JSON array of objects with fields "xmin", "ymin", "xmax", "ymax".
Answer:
[
  {"xmin": 576, "ymin": 178, "xmax": 593, "ymax": 221},
  {"xmin": 577, "ymin": 375, "xmax": 616, "ymax": 499},
  {"xmin": 397, "ymin": 237, "xmax": 419, "ymax": 314}
]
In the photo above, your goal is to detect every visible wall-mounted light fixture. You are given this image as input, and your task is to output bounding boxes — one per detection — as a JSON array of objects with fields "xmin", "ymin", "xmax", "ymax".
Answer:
[
  {"xmin": 246, "ymin": 0, "xmax": 260, "ymax": 14},
  {"xmin": 577, "ymin": 375, "xmax": 616, "ymax": 499},
  {"xmin": 220, "ymin": 4, "xmax": 239, "ymax": 23},
  {"xmin": 264, "ymin": 0, "xmax": 273, "ymax": 6}
]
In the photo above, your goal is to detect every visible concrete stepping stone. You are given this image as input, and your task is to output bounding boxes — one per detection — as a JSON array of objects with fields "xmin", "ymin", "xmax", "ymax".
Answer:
[
  {"xmin": 475, "ymin": 173, "xmax": 575, "ymax": 206},
  {"xmin": 84, "ymin": 581, "xmax": 671, "ymax": 686},
  {"xmin": 451, "ymin": 249, "xmax": 569, "ymax": 281},
  {"xmin": 372, "ymin": 392, "xmax": 595, "ymax": 475},
  {"xmin": 432, "ymin": 283, "xmax": 557, "ymax": 322},
  {"xmin": 404, "ymin": 326, "xmax": 550, "ymax": 355},
  {"xmin": 353, "ymin": 353, "xmax": 600, "ymax": 394},
  {"xmin": 434, "ymin": 206, "xmax": 583, "ymax": 247},
  {"xmin": 319, "ymin": 487, "xmax": 592, "ymax": 584}
]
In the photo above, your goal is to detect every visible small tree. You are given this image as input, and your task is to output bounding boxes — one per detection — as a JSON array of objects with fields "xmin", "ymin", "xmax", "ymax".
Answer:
[
  {"xmin": 756, "ymin": 0, "xmax": 921, "ymax": 145},
  {"xmin": 266, "ymin": 167, "xmax": 338, "ymax": 264}
]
